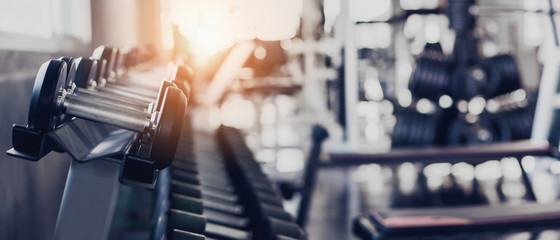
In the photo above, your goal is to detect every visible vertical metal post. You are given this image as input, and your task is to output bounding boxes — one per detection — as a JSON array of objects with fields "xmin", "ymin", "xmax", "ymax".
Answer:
[
  {"xmin": 531, "ymin": 2, "xmax": 560, "ymax": 142},
  {"xmin": 342, "ymin": 0, "xmax": 359, "ymax": 149},
  {"xmin": 54, "ymin": 159, "xmax": 121, "ymax": 240},
  {"xmin": 297, "ymin": 125, "xmax": 329, "ymax": 226}
]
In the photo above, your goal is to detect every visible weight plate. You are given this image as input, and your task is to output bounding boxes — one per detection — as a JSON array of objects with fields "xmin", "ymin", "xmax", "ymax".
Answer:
[
  {"xmin": 151, "ymin": 87, "xmax": 187, "ymax": 169},
  {"xmin": 58, "ymin": 57, "xmax": 76, "ymax": 89},
  {"xmin": 492, "ymin": 54, "xmax": 521, "ymax": 96},
  {"xmin": 172, "ymin": 78, "xmax": 191, "ymax": 98},
  {"xmin": 422, "ymin": 114, "xmax": 437, "ymax": 145},
  {"xmin": 409, "ymin": 113, "xmax": 423, "ymax": 145},
  {"xmin": 28, "ymin": 60, "xmax": 67, "ymax": 132},
  {"xmin": 94, "ymin": 59, "xmax": 107, "ymax": 86},
  {"xmin": 92, "ymin": 46, "xmax": 117, "ymax": 79},
  {"xmin": 155, "ymin": 81, "xmax": 176, "ymax": 112},
  {"xmin": 74, "ymin": 58, "xmax": 98, "ymax": 88},
  {"xmin": 446, "ymin": 118, "xmax": 476, "ymax": 145},
  {"xmin": 481, "ymin": 60, "xmax": 501, "ymax": 98}
]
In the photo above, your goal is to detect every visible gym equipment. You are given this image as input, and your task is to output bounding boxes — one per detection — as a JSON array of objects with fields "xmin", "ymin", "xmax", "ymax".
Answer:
[
  {"xmin": 390, "ymin": 0, "xmax": 529, "ymax": 148},
  {"xmin": 7, "ymin": 44, "xmax": 194, "ymax": 240},
  {"xmin": 150, "ymin": 124, "xmax": 306, "ymax": 240},
  {"xmin": 88, "ymin": 46, "xmax": 192, "ymax": 105},
  {"xmin": 27, "ymin": 59, "xmax": 186, "ymax": 169},
  {"xmin": 408, "ymin": 51, "xmax": 450, "ymax": 101},
  {"xmin": 391, "ymin": 109, "xmax": 439, "ymax": 147},
  {"xmin": 64, "ymin": 56, "xmax": 176, "ymax": 114}
]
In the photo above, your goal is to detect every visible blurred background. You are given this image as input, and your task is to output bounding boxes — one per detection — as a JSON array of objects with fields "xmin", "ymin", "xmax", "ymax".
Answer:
[{"xmin": 1, "ymin": 0, "xmax": 559, "ymax": 239}]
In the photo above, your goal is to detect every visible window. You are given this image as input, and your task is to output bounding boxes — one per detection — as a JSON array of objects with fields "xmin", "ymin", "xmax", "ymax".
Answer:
[{"xmin": 0, "ymin": 0, "xmax": 91, "ymax": 52}]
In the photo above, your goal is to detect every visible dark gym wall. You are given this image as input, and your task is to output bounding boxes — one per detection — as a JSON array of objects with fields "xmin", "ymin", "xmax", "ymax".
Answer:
[
  {"xmin": 0, "ymin": 1, "xmax": 161, "ymax": 239},
  {"xmin": 0, "ymin": 51, "xmax": 73, "ymax": 240}
]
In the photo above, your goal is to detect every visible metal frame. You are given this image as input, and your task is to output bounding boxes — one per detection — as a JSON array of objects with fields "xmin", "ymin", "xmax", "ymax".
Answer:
[{"xmin": 7, "ymin": 118, "xmax": 158, "ymax": 240}]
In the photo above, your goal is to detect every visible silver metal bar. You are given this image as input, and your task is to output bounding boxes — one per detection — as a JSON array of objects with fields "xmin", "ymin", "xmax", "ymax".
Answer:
[
  {"xmin": 74, "ymin": 89, "xmax": 148, "ymax": 111},
  {"xmin": 98, "ymin": 87, "xmax": 156, "ymax": 103},
  {"xmin": 106, "ymin": 84, "xmax": 159, "ymax": 99},
  {"xmin": 77, "ymin": 88, "xmax": 150, "ymax": 106},
  {"xmin": 64, "ymin": 96, "xmax": 149, "ymax": 133}
]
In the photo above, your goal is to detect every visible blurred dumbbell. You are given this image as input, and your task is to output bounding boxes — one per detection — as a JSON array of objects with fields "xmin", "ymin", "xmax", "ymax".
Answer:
[
  {"xmin": 152, "ymin": 169, "xmax": 251, "ymax": 239},
  {"xmin": 171, "ymin": 193, "xmax": 248, "ymax": 229},
  {"xmin": 485, "ymin": 54, "xmax": 521, "ymax": 97},
  {"xmin": 446, "ymin": 114, "xmax": 511, "ymax": 145},
  {"xmin": 217, "ymin": 128, "xmax": 306, "ymax": 240},
  {"xmin": 391, "ymin": 110, "xmax": 438, "ymax": 147},
  {"xmin": 168, "ymin": 208, "xmax": 252, "ymax": 240},
  {"xmin": 28, "ymin": 59, "xmax": 186, "ymax": 169},
  {"xmin": 60, "ymin": 57, "xmax": 174, "ymax": 114},
  {"xmin": 409, "ymin": 52, "xmax": 450, "ymax": 102},
  {"xmin": 90, "ymin": 46, "xmax": 191, "ymax": 101}
]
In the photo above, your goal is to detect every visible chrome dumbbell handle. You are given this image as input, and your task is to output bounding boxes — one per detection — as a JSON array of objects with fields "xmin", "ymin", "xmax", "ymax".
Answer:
[{"xmin": 63, "ymin": 94, "xmax": 152, "ymax": 133}]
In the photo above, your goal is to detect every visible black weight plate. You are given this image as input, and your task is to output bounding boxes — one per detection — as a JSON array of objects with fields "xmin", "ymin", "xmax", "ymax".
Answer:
[
  {"xmin": 114, "ymin": 49, "xmax": 126, "ymax": 75},
  {"xmin": 156, "ymin": 81, "xmax": 176, "ymax": 112},
  {"xmin": 482, "ymin": 114, "xmax": 511, "ymax": 142},
  {"xmin": 482, "ymin": 60, "xmax": 501, "ymax": 98},
  {"xmin": 422, "ymin": 114, "xmax": 437, "ymax": 145},
  {"xmin": 74, "ymin": 58, "xmax": 98, "ymax": 88},
  {"xmin": 173, "ymin": 78, "xmax": 191, "ymax": 98},
  {"xmin": 409, "ymin": 58, "xmax": 423, "ymax": 96},
  {"xmin": 58, "ymin": 57, "xmax": 76, "ymax": 88},
  {"xmin": 410, "ymin": 113, "xmax": 424, "ymax": 146},
  {"xmin": 446, "ymin": 118, "xmax": 476, "ymax": 145},
  {"xmin": 28, "ymin": 60, "xmax": 67, "ymax": 132},
  {"xmin": 394, "ymin": 113, "xmax": 411, "ymax": 146},
  {"xmin": 493, "ymin": 54, "xmax": 521, "ymax": 95},
  {"xmin": 391, "ymin": 111, "xmax": 406, "ymax": 146},
  {"xmin": 151, "ymin": 87, "xmax": 187, "ymax": 169},
  {"xmin": 92, "ymin": 46, "xmax": 117, "ymax": 79},
  {"xmin": 92, "ymin": 59, "xmax": 107, "ymax": 86}
]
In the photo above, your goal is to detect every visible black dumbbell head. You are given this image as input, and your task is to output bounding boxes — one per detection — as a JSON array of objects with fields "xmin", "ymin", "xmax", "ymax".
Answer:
[
  {"xmin": 172, "ymin": 229, "xmax": 206, "ymax": 240},
  {"xmin": 28, "ymin": 60, "xmax": 67, "ymax": 132},
  {"xmin": 74, "ymin": 58, "xmax": 98, "ymax": 89},
  {"xmin": 156, "ymin": 81, "xmax": 177, "ymax": 112},
  {"xmin": 92, "ymin": 46, "xmax": 117, "ymax": 79},
  {"xmin": 152, "ymin": 87, "xmax": 187, "ymax": 169},
  {"xmin": 58, "ymin": 57, "xmax": 77, "ymax": 88}
]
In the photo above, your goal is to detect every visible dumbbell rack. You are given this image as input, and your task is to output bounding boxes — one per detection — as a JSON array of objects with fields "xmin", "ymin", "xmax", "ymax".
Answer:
[
  {"xmin": 149, "ymin": 121, "xmax": 306, "ymax": 240},
  {"xmin": 8, "ymin": 117, "xmax": 158, "ymax": 239}
]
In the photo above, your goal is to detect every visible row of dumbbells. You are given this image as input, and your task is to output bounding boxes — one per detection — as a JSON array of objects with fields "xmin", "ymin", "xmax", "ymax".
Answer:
[
  {"xmin": 150, "ymin": 122, "xmax": 305, "ymax": 240},
  {"xmin": 22, "ymin": 45, "xmax": 190, "ymax": 169},
  {"xmin": 218, "ymin": 126, "xmax": 306, "ymax": 240}
]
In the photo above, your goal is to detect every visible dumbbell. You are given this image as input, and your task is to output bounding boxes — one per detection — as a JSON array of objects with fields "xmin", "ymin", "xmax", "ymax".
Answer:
[
  {"xmin": 172, "ymin": 165, "xmax": 236, "ymax": 194},
  {"xmin": 446, "ymin": 115, "xmax": 511, "ymax": 145},
  {"xmin": 391, "ymin": 110, "xmax": 438, "ymax": 147},
  {"xmin": 170, "ymin": 229, "xmax": 205, "ymax": 240},
  {"xmin": 28, "ymin": 59, "xmax": 186, "ymax": 169},
  {"xmin": 90, "ymin": 46, "xmax": 192, "ymax": 101},
  {"xmin": 484, "ymin": 54, "xmax": 521, "ymax": 97},
  {"xmin": 164, "ymin": 174, "xmax": 254, "ymax": 239},
  {"xmin": 217, "ymin": 135, "xmax": 305, "ymax": 239},
  {"xmin": 152, "ymin": 167, "xmax": 250, "ymax": 239},
  {"xmin": 220, "ymin": 156, "xmax": 286, "ymax": 208},
  {"xmin": 60, "ymin": 57, "xmax": 159, "ymax": 113},
  {"xmin": 169, "ymin": 160, "xmax": 242, "ymax": 205},
  {"xmin": 409, "ymin": 54, "xmax": 450, "ymax": 101},
  {"xmin": 170, "ymin": 193, "xmax": 249, "ymax": 229},
  {"xmin": 168, "ymin": 203, "xmax": 303, "ymax": 240},
  {"xmin": 72, "ymin": 57, "xmax": 179, "ymax": 115},
  {"xmin": 91, "ymin": 46, "xmax": 167, "ymax": 94},
  {"xmin": 154, "ymin": 169, "xmax": 249, "ymax": 231},
  {"xmin": 168, "ymin": 208, "xmax": 252, "ymax": 240}
]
